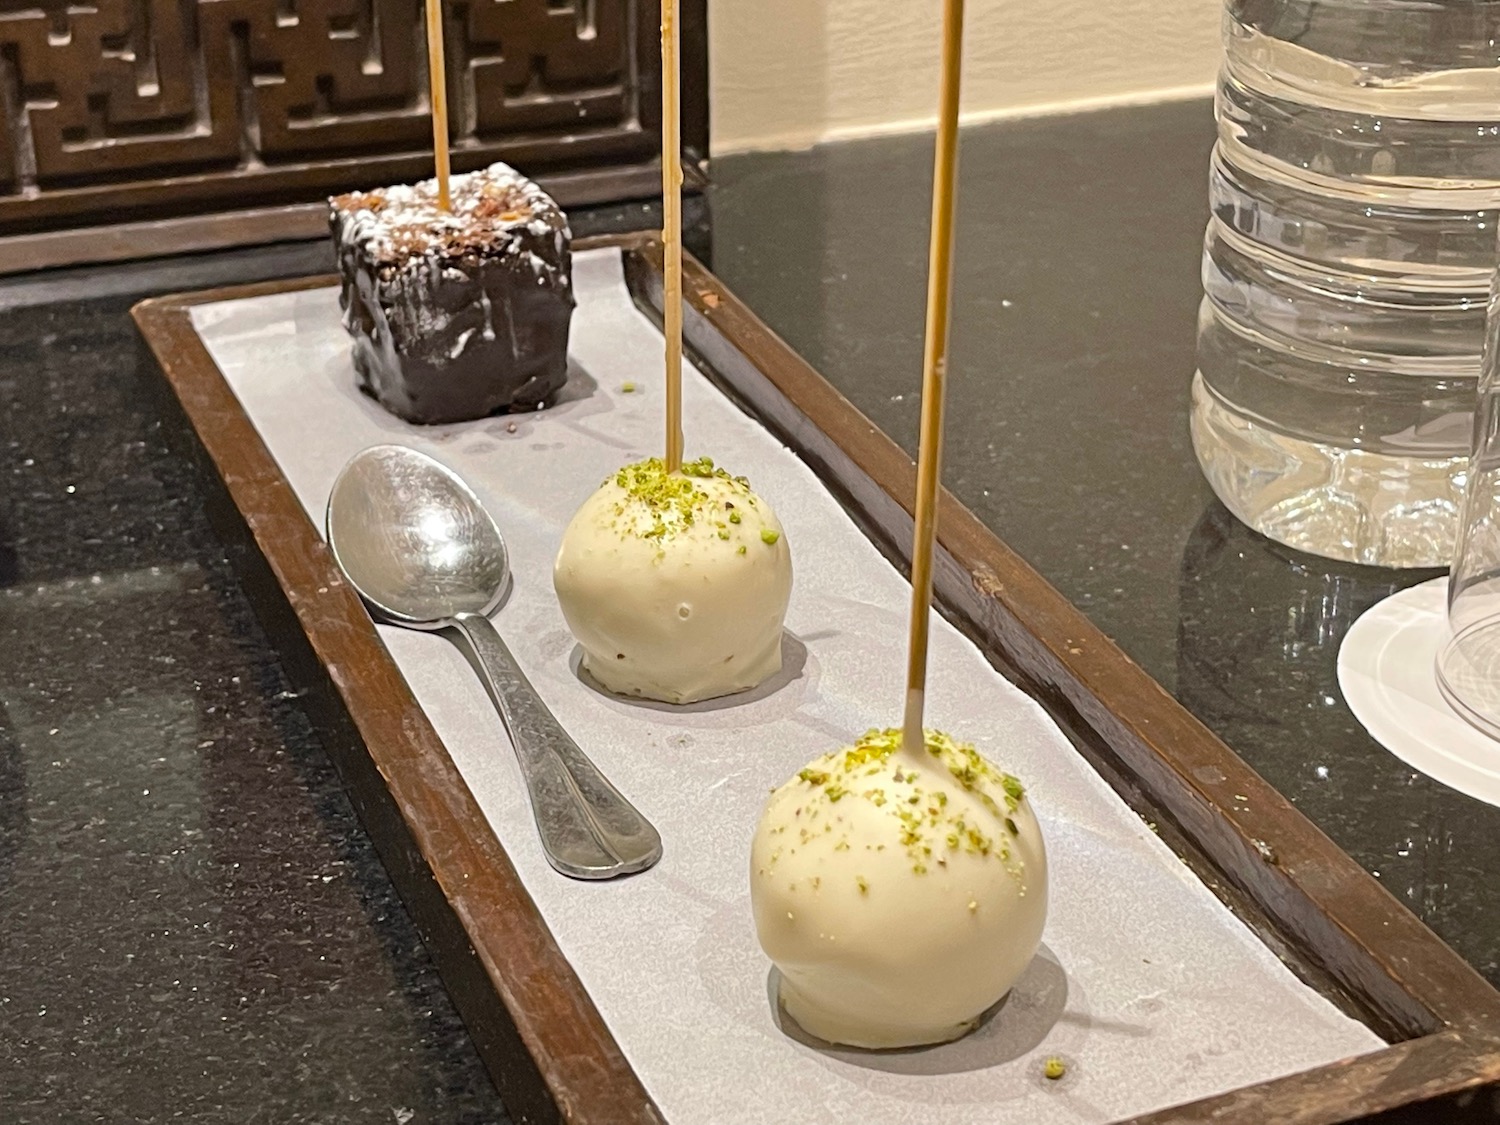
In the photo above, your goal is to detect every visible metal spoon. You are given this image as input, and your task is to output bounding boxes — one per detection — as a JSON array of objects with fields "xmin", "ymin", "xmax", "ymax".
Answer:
[{"xmin": 325, "ymin": 443, "xmax": 662, "ymax": 880}]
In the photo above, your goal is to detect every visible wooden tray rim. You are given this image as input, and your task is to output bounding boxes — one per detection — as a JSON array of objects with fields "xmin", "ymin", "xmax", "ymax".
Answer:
[{"xmin": 132, "ymin": 232, "xmax": 1500, "ymax": 1125}]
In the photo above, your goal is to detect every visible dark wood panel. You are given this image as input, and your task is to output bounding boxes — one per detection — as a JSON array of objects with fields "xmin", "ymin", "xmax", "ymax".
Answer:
[{"xmin": 0, "ymin": 0, "xmax": 703, "ymax": 234}]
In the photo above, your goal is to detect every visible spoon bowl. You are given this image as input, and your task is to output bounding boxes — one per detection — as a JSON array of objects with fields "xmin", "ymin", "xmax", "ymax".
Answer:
[
  {"xmin": 327, "ymin": 445, "xmax": 507, "ymax": 627},
  {"xmin": 326, "ymin": 444, "xmax": 662, "ymax": 880}
]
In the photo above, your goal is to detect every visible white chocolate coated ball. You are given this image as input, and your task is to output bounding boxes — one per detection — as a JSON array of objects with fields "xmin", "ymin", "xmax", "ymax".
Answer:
[
  {"xmin": 554, "ymin": 457, "xmax": 792, "ymax": 704},
  {"xmin": 751, "ymin": 729, "xmax": 1047, "ymax": 1049}
]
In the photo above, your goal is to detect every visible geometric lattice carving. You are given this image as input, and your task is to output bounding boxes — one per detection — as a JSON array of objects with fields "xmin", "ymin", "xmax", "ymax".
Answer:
[
  {"xmin": 4, "ymin": 0, "xmax": 239, "ymax": 181},
  {"xmin": 205, "ymin": 0, "xmax": 431, "ymax": 159},
  {"xmin": 0, "ymin": 0, "xmax": 638, "ymax": 191},
  {"xmin": 462, "ymin": 0, "xmax": 626, "ymax": 136}
]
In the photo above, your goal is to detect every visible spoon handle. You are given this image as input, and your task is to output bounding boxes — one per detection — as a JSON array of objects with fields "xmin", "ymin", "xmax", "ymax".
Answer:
[{"xmin": 448, "ymin": 613, "xmax": 663, "ymax": 879}]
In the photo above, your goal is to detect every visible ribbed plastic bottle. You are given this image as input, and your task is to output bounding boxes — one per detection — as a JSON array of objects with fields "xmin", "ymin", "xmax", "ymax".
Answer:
[{"xmin": 1194, "ymin": 0, "xmax": 1500, "ymax": 567}]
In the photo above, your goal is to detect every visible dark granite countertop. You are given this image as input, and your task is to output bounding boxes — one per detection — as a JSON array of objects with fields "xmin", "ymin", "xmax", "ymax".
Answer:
[{"xmin": 1, "ymin": 99, "xmax": 1489, "ymax": 1122}]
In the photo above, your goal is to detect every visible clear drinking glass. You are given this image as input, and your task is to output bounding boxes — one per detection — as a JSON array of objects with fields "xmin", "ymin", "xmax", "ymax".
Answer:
[{"xmin": 1438, "ymin": 258, "xmax": 1500, "ymax": 738}]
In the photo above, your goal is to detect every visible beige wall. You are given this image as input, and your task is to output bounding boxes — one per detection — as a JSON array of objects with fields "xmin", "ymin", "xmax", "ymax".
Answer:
[{"xmin": 708, "ymin": 0, "xmax": 1221, "ymax": 154}]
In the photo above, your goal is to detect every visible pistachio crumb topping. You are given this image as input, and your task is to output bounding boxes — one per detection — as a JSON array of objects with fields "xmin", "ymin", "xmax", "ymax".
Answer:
[
  {"xmin": 761, "ymin": 528, "xmax": 781, "ymax": 545},
  {"xmin": 779, "ymin": 729, "xmax": 1029, "ymax": 877},
  {"xmin": 603, "ymin": 456, "xmax": 768, "ymax": 548}
]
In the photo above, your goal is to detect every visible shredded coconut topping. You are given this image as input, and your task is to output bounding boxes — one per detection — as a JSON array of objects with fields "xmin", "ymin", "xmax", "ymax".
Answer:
[{"xmin": 330, "ymin": 162, "xmax": 565, "ymax": 264}]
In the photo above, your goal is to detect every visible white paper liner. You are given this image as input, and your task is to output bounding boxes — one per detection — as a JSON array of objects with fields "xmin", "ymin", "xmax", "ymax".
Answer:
[
  {"xmin": 1339, "ymin": 577, "xmax": 1500, "ymax": 807},
  {"xmin": 189, "ymin": 248, "xmax": 1380, "ymax": 1124}
]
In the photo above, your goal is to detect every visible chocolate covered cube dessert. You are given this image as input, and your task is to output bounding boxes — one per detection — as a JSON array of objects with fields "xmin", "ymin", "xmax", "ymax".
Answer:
[{"xmin": 330, "ymin": 162, "xmax": 574, "ymax": 425}]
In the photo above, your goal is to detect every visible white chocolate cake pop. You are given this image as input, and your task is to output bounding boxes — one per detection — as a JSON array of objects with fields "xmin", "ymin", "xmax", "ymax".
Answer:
[
  {"xmin": 554, "ymin": 456, "xmax": 792, "ymax": 704},
  {"xmin": 751, "ymin": 728, "xmax": 1047, "ymax": 1049}
]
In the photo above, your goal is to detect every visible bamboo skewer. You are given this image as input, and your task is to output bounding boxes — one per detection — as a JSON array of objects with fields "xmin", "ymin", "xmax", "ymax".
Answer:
[
  {"xmin": 903, "ymin": 0, "xmax": 966, "ymax": 755},
  {"xmin": 661, "ymin": 0, "xmax": 685, "ymax": 473},
  {"xmin": 425, "ymin": 0, "xmax": 452, "ymax": 211}
]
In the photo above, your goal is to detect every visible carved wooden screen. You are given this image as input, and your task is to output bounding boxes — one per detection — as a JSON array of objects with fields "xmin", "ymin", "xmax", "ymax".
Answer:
[{"xmin": 0, "ymin": 0, "xmax": 702, "ymax": 234}]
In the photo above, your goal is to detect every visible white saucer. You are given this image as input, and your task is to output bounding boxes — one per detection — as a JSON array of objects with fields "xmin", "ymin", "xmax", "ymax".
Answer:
[{"xmin": 1338, "ymin": 576, "xmax": 1500, "ymax": 807}]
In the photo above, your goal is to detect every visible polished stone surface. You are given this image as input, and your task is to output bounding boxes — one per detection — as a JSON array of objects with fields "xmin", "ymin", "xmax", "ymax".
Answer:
[{"xmin": 2, "ymin": 102, "xmax": 1496, "ymax": 1123}]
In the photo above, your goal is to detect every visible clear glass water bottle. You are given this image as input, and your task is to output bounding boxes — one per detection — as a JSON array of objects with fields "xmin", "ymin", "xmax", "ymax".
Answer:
[{"xmin": 1193, "ymin": 0, "xmax": 1500, "ymax": 567}]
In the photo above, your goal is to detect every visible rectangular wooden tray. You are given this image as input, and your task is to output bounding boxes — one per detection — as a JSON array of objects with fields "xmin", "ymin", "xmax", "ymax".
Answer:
[{"xmin": 133, "ymin": 232, "xmax": 1500, "ymax": 1125}]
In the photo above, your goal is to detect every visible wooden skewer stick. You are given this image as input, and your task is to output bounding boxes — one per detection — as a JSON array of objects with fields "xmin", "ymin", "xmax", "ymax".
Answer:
[
  {"xmin": 903, "ymin": 0, "xmax": 966, "ymax": 755},
  {"xmin": 661, "ymin": 0, "xmax": 685, "ymax": 473},
  {"xmin": 425, "ymin": 0, "xmax": 452, "ymax": 211}
]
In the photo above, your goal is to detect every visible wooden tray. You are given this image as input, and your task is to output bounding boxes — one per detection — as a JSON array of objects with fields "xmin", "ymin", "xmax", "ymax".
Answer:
[{"xmin": 133, "ymin": 232, "xmax": 1500, "ymax": 1125}]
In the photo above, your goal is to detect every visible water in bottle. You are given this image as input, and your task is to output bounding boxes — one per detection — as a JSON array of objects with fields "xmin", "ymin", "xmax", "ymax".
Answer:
[{"xmin": 1193, "ymin": 0, "xmax": 1500, "ymax": 567}]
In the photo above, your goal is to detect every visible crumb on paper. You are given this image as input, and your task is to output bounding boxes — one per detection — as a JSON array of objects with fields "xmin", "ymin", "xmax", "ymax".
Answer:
[
  {"xmin": 506, "ymin": 421, "xmax": 518, "ymax": 433},
  {"xmin": 1043, "ymin": 1057, "xmax": 1067, "ymax": 1081},
  {"xmin": 622, "ymin": 381, "xmax": 637, "ymax": 393}
]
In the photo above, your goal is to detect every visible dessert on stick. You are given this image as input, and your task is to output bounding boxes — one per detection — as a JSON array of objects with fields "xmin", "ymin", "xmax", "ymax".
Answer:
[
  {"xmin": 750, "ymin": 0, "xmax": 1048, "ymax": 1049},
  {"xmin": 552, "ymin": 0, "xmax": 792, "ymax": 705},
  {"xmin": 330, "ymin": 165, "xmax": 573, "ymax": 425},
  {"xmin": 751, "ymin": 729, "xmax": 1047, "ymax": 1048},
  {"xmin": 554, "ymin": 457, "xmax": 791, "ymax": 703},
  {"xmin": 327, "ymin": 1, "xmax": 573, "ymax": 424}
]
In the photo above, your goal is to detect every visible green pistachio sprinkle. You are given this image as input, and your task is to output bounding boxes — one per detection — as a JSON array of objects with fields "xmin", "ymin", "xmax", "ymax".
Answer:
[
  {"xmin": 1044, "ymin": 1057, "xmax": 1067, "ymax": 1081},
  {"xmin": 679, "ymin": 455, "xmax": 741, "ymax": 480},
  {"xmin": 607, "ymin": 457, "xmax": 758, "ymax": 545},
  {"xmin": 621, "ymin": 381, "xmax": 637, "ymax": 393},
  {"xmin": 761, "ymin": 528, "xmax": 781, "ymax": 545},
  {"xmin": 718, "ymin": 529, "xmax": 730, "ymax": 540},
  {"xmin": 779, "ymin": 729, "xmax": 1030, "ymax": 877},
  {"xmin": 737, "ymin": 545, "xmax": 747, "ymax": 555},
  {"xmin": 856, "ymin": 876, "xmax": 869, "ymax": 895},
  {"xmin": 728, "ymin": 510, "xmax": 741, "ymax": 524}
]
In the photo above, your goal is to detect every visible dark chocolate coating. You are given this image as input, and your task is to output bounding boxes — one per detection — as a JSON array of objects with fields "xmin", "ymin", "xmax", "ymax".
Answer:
[{"xmin": 332, "ymin": 203, "xmax": 574, "ymax": 426}]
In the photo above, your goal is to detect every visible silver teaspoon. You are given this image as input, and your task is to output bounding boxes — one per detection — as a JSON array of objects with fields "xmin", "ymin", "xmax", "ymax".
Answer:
[{"xmin": 325, "ymin": 444, "xmax": 662, "ymax": 880}]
